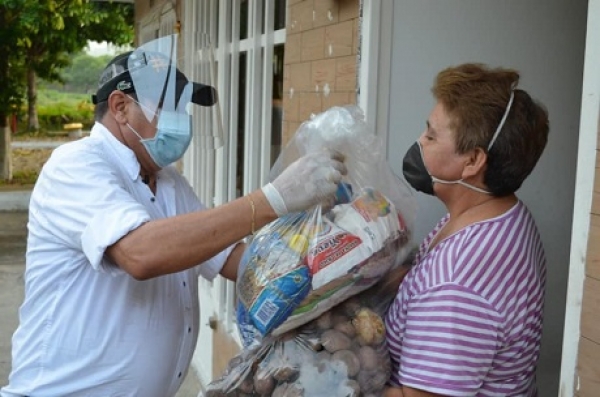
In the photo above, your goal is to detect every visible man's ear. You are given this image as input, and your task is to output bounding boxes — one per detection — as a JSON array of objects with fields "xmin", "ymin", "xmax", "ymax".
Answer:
[
  {"xmin": 108, "ymin": 91, "xmax": 128, "ymax": 124},
  {"xmin": 462, "ymin": 147, "xmax": 487, "ymax": 179}
]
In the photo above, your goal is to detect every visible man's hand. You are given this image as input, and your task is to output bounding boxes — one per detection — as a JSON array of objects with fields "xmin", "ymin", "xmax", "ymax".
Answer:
[{"xmin": 262, "ymin": 149, "xmax": 347, "ymax": 216}]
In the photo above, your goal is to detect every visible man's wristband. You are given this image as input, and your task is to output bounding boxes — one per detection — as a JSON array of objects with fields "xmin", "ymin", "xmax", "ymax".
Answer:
[{"xmin": 261, "ymin": 183, "xmax": 287, "ymax": 217}]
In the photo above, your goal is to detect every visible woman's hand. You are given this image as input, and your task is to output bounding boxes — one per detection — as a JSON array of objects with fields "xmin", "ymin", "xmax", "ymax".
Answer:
[
  {"xmin": 384, "ymin": 386, "xmax": 404, "ymax": 397},
  {"xmin": 384, "ymin": 385, "xmax": 449, "ymax": 397}
]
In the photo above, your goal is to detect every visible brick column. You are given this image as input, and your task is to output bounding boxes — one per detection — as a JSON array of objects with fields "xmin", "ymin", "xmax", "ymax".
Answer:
[{"xmin": 282, "ymin": 0, "xmax": 360, "ymax": 144}]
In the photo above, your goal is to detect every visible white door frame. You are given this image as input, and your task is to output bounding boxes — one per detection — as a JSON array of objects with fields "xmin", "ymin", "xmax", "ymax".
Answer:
[
  {"xmin": 559, "ymin": 0, "xmax": 600, "ymax": 393},
  {"xmin": 357, "ymin": 1, "xmax": 394, "ymax": 150}
]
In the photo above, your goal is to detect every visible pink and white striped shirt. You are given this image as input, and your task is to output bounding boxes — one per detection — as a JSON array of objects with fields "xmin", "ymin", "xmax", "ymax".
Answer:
[{"xmin": 385, "ymin": 200, "xmax": 546, "ymax": 396}]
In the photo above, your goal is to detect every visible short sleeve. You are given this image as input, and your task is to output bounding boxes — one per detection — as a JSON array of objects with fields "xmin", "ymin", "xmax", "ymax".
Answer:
[
  {"xmin": 33, "ymin": 143, "xmax": 151, "ymax": 274},
  {"xmin": 397, "ymin": 283, "xmax": 501, "ymax": 396}
]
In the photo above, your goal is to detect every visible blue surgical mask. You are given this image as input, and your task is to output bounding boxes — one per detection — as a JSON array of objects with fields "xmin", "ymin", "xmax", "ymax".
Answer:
[{"xmin": 128, "ymin": 111, "xmax": 192, "ymax": 168}]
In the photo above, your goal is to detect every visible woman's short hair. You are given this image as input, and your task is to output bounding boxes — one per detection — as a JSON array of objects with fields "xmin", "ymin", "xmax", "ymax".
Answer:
[{"xmin": 432, "ymin": 63, "xmax": 549, "ymax": 196}]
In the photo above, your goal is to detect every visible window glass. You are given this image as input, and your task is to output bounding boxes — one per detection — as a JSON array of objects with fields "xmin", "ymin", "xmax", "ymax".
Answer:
[
  {"xmin": 240, "ymin": 0, "xmax": 249, "ymax": 40},
  {"xmin": 271, "ymin": 44, "xmax": 285, "ymax": 165},
  {"xmin": 236, "ymin": 52, "xmax": 247, "ymax": 198},
  {"xmin": 274, "ymin": 0, "xmax": 286, "ymax": 31},
  {"xmin": 261, "ymin": 0, "xmax": 286, "ymax": 33}
]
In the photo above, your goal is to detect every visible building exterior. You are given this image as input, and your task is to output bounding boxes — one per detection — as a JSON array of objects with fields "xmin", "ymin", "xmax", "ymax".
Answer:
[{"xmin": 133, "ymin": 1, "xmax": 600, "ymax": 396}]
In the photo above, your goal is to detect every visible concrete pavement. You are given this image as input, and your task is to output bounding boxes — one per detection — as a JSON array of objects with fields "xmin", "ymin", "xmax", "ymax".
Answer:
[{"xmin": 0, "ymin": 209, "xmax": 201, "ymax": 396}]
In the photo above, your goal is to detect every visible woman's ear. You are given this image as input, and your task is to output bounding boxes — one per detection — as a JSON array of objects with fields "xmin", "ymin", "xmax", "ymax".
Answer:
[
  {"xmin": 108, "ymin": 91, "xmax": 128, "ymax": 124},
  {"xmin": 462, "ymin": 147, "xmax": 487, "ymax": 179}
]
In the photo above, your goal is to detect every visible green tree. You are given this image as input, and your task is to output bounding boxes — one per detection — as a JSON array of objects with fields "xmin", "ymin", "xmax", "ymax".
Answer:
[
  {"xmin": 23, "ymin": 0, "xmax": 134, "ymax": 130},
  {"xmin": 0, "ymin": 0, "xmax": 134, "ymax": 181},
  {"xmin": 59, "ymin": 53, "xmax": 114, "ymax": 94},
  {"xmin": 0, "ymin": 1, "xmax": 29, "ymax": 180}
]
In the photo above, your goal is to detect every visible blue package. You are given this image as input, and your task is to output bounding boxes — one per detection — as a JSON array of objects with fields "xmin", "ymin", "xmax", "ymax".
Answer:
[{"xmin": 247, "ymin": 265, "xmax": 311, "ymax": 335}]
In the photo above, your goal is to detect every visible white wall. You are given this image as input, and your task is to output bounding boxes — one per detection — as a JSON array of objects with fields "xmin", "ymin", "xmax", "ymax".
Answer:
[{"xmin": 385, "ymin": 1, "xmax": 588, "ymax": 396}]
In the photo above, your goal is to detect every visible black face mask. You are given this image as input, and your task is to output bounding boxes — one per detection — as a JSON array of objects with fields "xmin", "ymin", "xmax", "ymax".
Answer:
[{"xmin": 402, "ymin": 142, "xmax": 435, "ymax": 195}]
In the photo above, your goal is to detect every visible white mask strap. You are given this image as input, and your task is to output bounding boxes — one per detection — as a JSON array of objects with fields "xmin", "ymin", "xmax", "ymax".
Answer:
[
  {"xmin": 127, "ymin": 123, "xmax": 145, "ymax": 141},
  {"xmin": 487, "ymin": 85, "xmax": 516, "ymax": 151},
  {"xmin": 127, "ymin": 95, "xmax": 160, "ymax": 122},
  {"xmin": 431, "ymin": 176, "xmax": 492, "ymax": 195}
]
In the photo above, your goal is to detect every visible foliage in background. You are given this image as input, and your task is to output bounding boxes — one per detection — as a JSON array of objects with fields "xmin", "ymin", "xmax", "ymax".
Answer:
[
  {"xmin": 61, "ymin": 53, "xmax": 114, "ymax": 94},
  {"xmin": 10, "ymin": 51, "xmax": 122, "ymax": 135},
  {"xmin": 0, "ymin": 0, "xmax": 134, "ymax": 129},
  {"xmin": 23, "ymin": 0, "xmax": 134, "ymax": 85},
  {"xmin": 44, "ymin": 53, "xmax": 114, "ymax": 95},
  {"xmin": 7, "ymin": 169, "xmax": 39, "ymax": 186},
  {"xmin": 0, "ymin": 0, "xmax": 134, "ymax": 180},
  {"xmin": 39, "ymin": 91, "xmax": 94, "ymax": 132},
  {"xmin": 13, "ymin": 89, "xmax": 94, "ymax": 135}
]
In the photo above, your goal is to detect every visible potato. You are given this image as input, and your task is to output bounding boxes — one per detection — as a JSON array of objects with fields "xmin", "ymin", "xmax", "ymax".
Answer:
[
  {"xmin": 237, "ymin": 376, "xmax": 254, "ymax": 394},
  {"xmin": 332, "ymin": 349, "xmax": 361, "ymax": 377},
  {"xmin": 273, "ymin": 365, "xmax": 299, "ymax": 382},
  {"xmin": 340, "ymin": 296, "xmax": 362, "ymax": 317},
  {"xmin": 352, "ymin": 308, "xmax": 385, "ymax": 346},
  {"xmin": 358, "ymin": 370, "xmax": 388, "ymax": 394},
  {"xmin": 315, "ymin": 311, "xmax": 332, "ymax": 329},
  {"xmin": 333, "ymin": 320, "xmax": 356, "ymax": 338},
  {"xmin": 331, "ymin": 312, "xmax": 350, "ymax": 326},
  {"xmin": 320, "ymin": 329, "xmax": 352, "ymax": 353},
  {"xmin": 357, "ymin": 345, "xmax": 379, "ymax": 371},
  {"xmin": 253, "ymin": 371, "xmax": 275, "ymax": 396}
]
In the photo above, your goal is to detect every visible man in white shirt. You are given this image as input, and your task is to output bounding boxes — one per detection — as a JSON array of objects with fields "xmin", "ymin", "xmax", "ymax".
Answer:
[{"xmin": 1, "ymin": 35, "xmax": 345, "ymax": 397}]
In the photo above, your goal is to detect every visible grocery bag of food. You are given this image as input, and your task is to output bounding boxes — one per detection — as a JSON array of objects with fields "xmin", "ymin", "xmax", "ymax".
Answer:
[
  {"xmin": 206, "ymin": 265, "xmax": 412, "ymax": 397},
  {"xmin": 236, "ymin": 105, "xmax": 417, "ymax": 346}
]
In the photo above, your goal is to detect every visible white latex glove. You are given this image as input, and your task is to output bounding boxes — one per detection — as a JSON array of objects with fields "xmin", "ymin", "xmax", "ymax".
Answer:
[{"xmin": 262, "ymin": 150, "xmax": 347, "ymax": 216}]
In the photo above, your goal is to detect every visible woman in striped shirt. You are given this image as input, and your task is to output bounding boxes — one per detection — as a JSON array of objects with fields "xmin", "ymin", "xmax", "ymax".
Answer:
[{"xmin": 384, "ymin": 63, "xmax": 549, "ymax": 397}]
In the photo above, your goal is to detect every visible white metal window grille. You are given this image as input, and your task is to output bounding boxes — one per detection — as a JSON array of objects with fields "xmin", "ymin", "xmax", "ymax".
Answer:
[{"xmin": 182, "ymin": 0, "xmax": 286, "ymax": 339}]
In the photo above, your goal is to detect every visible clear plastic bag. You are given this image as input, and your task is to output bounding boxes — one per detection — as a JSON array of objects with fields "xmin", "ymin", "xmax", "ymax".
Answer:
[
  {"xmin": 206, "ymin": 266, "xmax": 412, "ymax": 397},
  {"xmin": 236, "ymin": 105, "xmax": 417, "ymax": 346}
]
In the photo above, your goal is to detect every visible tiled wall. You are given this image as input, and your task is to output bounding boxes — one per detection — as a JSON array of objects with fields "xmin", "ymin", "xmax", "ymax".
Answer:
[{"xmin": 282, "ymin": 0, "xmax": 360, "ymax": 143}]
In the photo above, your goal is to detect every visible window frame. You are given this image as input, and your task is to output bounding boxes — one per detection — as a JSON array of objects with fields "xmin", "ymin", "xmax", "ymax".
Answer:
[{"xmin": 182, "ymin": 0, "xmax": 286, "ymax": 338}]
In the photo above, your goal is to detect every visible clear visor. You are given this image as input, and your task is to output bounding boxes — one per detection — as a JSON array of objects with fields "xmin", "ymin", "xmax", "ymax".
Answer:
[
  {"xmin": 129, "ymin": 34, "xmax": 223, "ymax": 149},
  {"xmin": 128, "ymin": 34, "xmax": 190, "ymax": 119}
]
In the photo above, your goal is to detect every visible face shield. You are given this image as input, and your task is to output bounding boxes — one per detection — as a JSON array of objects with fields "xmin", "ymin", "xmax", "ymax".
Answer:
[{"xmin": 125, "ymin": 34, "xmax": 223, "ymax": 149}]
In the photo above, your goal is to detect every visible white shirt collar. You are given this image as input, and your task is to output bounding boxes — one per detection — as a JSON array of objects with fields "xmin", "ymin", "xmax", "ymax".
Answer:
[{"xmin": 90, "ymin": 122, "xmax": 141, "ymax": 182}]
